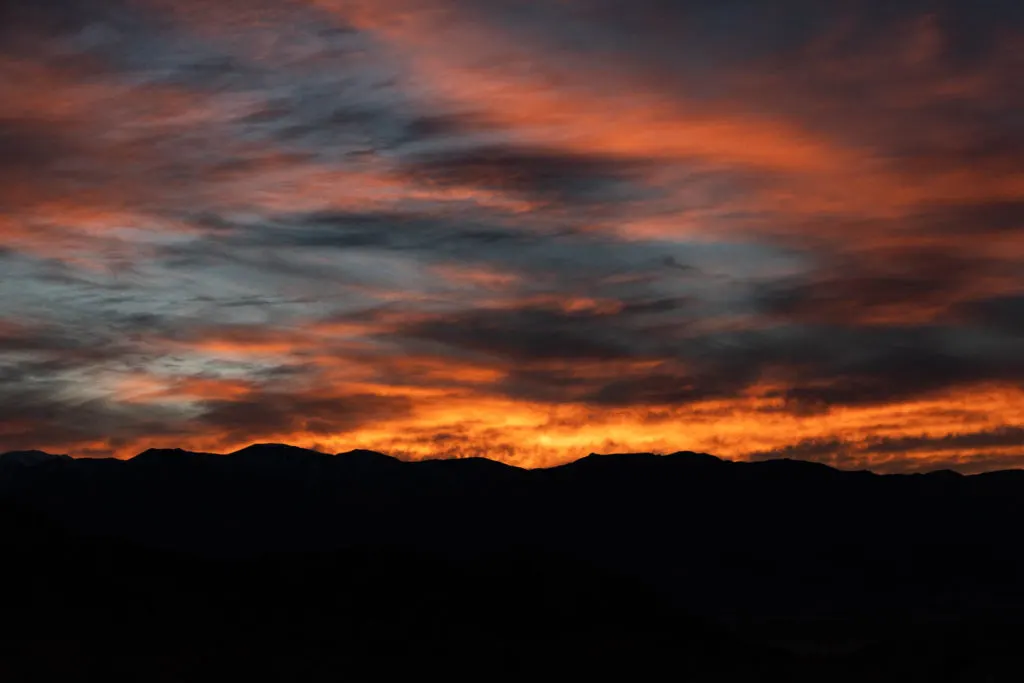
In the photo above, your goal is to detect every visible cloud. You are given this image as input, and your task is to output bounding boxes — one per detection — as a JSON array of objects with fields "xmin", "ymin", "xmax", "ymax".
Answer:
[
  {"xmin": 748, "ymin": 426, "xmax": 1024, "ymax": 474},
  {"xmin": 956, "ymin": 295, "xmax": 1024, "ymax": 336},
  {"xmin": 0, "ymin": 0, "xmax": 1021, "ymax": 470},
  {"xmin": 396, "ymin": 304, "xmax": 645, "ymax": 363},
  {"xmin": 864, "ymin": 426, "xmax": 1024, "ymax": 454},
  {"xmin": 399, "ymin": 145, "xmax": 653, "ymax": 205},
  {"xmin": 197, "ymin": 391, "xmax": 413, "ymax": 443}
]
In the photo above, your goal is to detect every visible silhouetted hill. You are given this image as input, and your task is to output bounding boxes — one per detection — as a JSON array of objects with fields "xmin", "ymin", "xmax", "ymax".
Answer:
[
  {"xmin": 0, "ymin": 449, "xmax": 72, "ymax": 467},
  {"xmin": 3, "ymin": 445, "xmax": 1024, "ymax": 679},
  {"xmin": 0, "ymin": 496, "xmax": 788, "ymax": 681}
]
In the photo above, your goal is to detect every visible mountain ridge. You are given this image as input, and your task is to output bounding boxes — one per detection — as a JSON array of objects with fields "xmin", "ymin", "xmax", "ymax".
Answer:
[
  {"xmin": 3, "ymin": 439, "xmax": 1024, "ymax": 676},
  {"xmin": 3, "ymin": 442, "xmax": 1019, "ymax": 477},
  {"xmin": 0, "ymin": 450, "xmax": 73, "ymax": 467}
]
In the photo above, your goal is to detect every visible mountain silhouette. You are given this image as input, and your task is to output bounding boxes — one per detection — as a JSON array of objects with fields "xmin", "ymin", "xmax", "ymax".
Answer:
[
  {"xmin": 2, "ymin": 444, "xmax": 1024, "ymax": 680},
  {"xmin": 0, "ymin": 449, "xmax": 72, "ymax": 467}
]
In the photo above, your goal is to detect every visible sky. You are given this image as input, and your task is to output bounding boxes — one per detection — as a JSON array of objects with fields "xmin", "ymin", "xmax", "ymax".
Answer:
[{"xmin": 0, "ymin": 0, "xmax": 1022, "ymax": 472}]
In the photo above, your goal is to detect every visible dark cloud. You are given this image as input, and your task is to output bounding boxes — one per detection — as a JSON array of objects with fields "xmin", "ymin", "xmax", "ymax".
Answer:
[
  {"xmin": 400, "ymin": 145, "xmax": 652, "ymax": 204},
  {"xmin": 748, "ymin": 426, "xmax": 1024, "ymax": 474},
  {"xmin": 0, "ymin": 318, "xmax": 179, "ymax": 448},
  {"xmin": 0, "ymin": 369, "xmax": 188, "ymax": 453},
  {"xmin": 434, "ymin": 0, "xmax": 1024, "ymax": 192},
  {"xmin": 156, "ymin": 209, "xmax": 719, "ymax": 307},
  {"xmin": 198, "ymin": 392, "xmax": 413, "ymax": 442},
  {"xmin": 158, "ymin": 210, "xmax": 564, "ymax": 271},
  {"xmin": 956, "ymin": 295, "xmax": 1024, "ymax": 336},
  {"xmin": 0, "ymin": 117, "xmax": 69, "ymax": 176},
  {"xmin": 864, "ymin": 426, "xmax": 1024, "ymax": 454},
  {"xmin": 270, "ymin": 211, "xmax": 541, "ymax": 252},
  {"xmin": 912, "ymin": 452, "xmax": 1024, "ymax": 475},
  {"xmin": 781, "ymin": 347, "xmax": 969, "ymax": 409},
  {"xmin": 0, "ymin": 316, "xmax": 412, "ymax": 451},
  {"xmin": 758, "ymin": 243, "xmax": 1006, "ymax": 326},
  {"xmin": 397, "ymin": 305, "xmax": 644, "ymax": 362},
  {"xmin": 444, "ymin": 0, "xmax": 1024, "ymax": 91},
  {"xmin": 0, "ymin": 0, "xmax": 120, "ymax": 44},
  {"xmin": 774, "ymin": 326, "xmax": 1024, "ymax": 410},
  {"xmin": 0, "ymin": 319, "xmax": 133, "ymax": 362},
  {"xmin": 929, "ymin": 201, "xmax": 1024, "ymax": 236},
  {"xmin": 748, "ymin": 438, "xmax": 851, "ymax": 463},
  {"xmin": 0, "ymin": 117, "xmax": 92, "ymax": 212},
  {"xmin": 0, "ymin": 0, "xmax": 174, "ymax": 75},
  {"xmin": 581, "ymin": 367, "xmax": 755, "ymax": 406},
  {"xmin": 393, "ymin": 112, "xmax": 499, "ymax": 147},
  {"xmin": 393, "ymin": 300, "xmax": 1024, "ymax": 410}
]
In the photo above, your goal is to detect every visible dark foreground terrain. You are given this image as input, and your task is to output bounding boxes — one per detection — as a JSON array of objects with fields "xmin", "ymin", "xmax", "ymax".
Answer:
[{"xmin": 2, "ymin": 445, "xmax": 1024, "ymax": 681}]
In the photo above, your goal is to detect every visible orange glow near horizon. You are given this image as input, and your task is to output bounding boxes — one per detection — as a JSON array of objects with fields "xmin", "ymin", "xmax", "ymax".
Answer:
[{"xmin": 39, "ymin": 379, "xmax": 1024, "ymax": 475}]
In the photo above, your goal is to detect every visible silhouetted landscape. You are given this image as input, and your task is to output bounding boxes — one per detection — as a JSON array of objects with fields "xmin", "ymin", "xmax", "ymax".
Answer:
[{"xmin": 3, "ymin": 445, "xmax": 1024, "ymax": 680}]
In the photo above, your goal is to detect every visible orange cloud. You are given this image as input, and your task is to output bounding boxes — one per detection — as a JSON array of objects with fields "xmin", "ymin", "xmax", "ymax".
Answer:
[{"xmin": 332, "ymin": 0, "xmax": 853, "ymax": 174}]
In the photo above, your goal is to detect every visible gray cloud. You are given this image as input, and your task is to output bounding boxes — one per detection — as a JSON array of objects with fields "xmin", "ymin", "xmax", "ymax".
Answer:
[
  {"xmin": 197, "ymin": 391, "xmax": 413, "ymax": 443},
  {"xmin": 956, "ymin": 295, "xmax": 1024, "ymax": 336},
  {"xmin": 399, "ymin": 145, "xmax": 654, "ymax": 204},
  {"xmin": 749, "ymin": 426, "xmax": 1024, "ymax": 474}
]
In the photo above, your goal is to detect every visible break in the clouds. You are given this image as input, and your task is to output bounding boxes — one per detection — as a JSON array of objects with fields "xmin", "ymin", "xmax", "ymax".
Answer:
[{"xmin": 0, "ymin": 0, "xmax": 1021, "ymax": 470}]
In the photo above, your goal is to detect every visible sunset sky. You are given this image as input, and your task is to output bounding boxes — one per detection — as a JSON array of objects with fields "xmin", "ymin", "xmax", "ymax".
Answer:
[{"xmin": 1, "ymin": 0, "xmax": 1022, "ymax": 471}]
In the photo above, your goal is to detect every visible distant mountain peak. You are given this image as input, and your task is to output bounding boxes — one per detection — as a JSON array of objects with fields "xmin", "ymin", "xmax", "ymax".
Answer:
[
  {"xmin": 336, "ymin": 448, "xmax": 401, "ymax": 463},
  {"xmin": 665, "ymin": 451, "xmax": 722, "ymax": 464},
  {"xmin": 131, "ymin": 447, "xmax": 216, "ymax": 462},
  {"xmin": 750, "ymin": 457, "xmax": 843, "ymax": 475},
  {"xmin": 917, "ymin": 468, "xmax": 963, "ymax": 479},
  {"xmin": 337, "ymin": 448, "xmax": 392, "ymax": 458},
  {"xmin": 571, "ymin": 451, "xmax": 716, "ymax": 468},
  {"xmin": 0, "ymin": 450, "xmax": 72, "ymax": 467},
  {"xmin": 229, "ymin": 443, "xmax": 329, "ymax": 458},
  {"xmin": 137, "ymin": 447, "xmax": 194, "ymax": 456},
  {"xmin": 580, "ymin": 451, "xmax": 661, "ymax": 462},
  {"xmin": 415, "ymin": 455, "xmax": 516, "ymax": 467}
]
